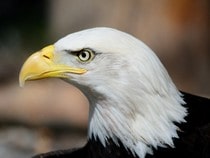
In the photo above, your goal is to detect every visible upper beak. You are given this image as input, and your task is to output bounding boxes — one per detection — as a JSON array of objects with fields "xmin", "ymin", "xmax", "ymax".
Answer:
[{"xmin": 19, "ymin": 45, "xmax": 87, "ymax": 87}]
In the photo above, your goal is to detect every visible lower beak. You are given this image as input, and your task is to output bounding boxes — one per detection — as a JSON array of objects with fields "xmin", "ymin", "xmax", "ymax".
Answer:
[{"xmin": 19, "ymin": 45, "xmax": 87, "ymax": 87}]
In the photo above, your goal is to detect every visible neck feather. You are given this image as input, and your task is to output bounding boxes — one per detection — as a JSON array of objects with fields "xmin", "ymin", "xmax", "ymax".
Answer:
[{"xmin": 87, "ymin": 87, "xmax": 187, "ymax": 158}]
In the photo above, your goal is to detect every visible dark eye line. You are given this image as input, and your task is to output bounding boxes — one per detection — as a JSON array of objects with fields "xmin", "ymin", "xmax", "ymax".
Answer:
[{"xmin": 64, "ymin": 48, "xmax": 102, "ymax": 56}]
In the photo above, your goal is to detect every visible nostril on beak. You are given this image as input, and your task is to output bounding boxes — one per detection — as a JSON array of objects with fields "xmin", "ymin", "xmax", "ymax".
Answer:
[
  {"xmin": 43, "ymin": 55, "xmax": 50, "ymax": 59},
  {"xmin": 40, "ymin": 45, "xmax": 54, "ymax": 60}
]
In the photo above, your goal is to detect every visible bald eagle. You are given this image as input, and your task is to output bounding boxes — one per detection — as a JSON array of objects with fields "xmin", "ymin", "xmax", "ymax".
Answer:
[{"xmin": 19, "ymin": 28, "xmax": 210, "ymax": 158}]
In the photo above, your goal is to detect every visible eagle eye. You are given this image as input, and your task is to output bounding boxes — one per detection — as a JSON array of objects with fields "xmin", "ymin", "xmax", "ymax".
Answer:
[{"xmin": 77, "ymin": 49, "xmax": 95, "ymax": 62}]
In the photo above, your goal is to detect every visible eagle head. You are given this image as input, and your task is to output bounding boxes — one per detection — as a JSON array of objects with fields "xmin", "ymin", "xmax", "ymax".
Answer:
[{"xmin": 19, "ymin": 27, "xmax": 187, "ymax": 158}]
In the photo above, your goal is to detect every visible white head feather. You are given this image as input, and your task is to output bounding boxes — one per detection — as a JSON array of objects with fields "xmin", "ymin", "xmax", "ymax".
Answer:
[{"xmin": 55, "ymin": 27, "xmax": 187, "ymax": 158}]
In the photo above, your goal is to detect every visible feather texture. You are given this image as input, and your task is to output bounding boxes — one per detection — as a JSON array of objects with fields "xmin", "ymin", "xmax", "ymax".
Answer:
[{"xmin": 29, "ymin": 28, "xmax": 209, "ymax": 158}]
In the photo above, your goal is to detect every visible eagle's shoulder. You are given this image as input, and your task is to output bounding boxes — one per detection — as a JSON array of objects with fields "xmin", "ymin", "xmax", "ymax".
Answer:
[{"xmin": 32, "ymin": 147, "xmax": 87, "ymax": 158}]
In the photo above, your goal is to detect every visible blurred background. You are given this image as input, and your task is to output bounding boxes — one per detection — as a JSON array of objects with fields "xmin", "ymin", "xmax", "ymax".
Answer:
[{"xmin": 0, "ymin": 0, "xmax": 209, "ymax": 157}]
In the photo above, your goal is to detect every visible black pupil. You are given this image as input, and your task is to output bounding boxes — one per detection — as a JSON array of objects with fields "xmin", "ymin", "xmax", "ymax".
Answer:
[{"xmin": 81, "ymin": 52, "xmax": 87, "ymax": 58}]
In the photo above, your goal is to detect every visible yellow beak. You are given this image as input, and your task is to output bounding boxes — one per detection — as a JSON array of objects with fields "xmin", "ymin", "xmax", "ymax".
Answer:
[{"xmin": 19, "ymin": 45, "xmax": 87, "ymax": 87}]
